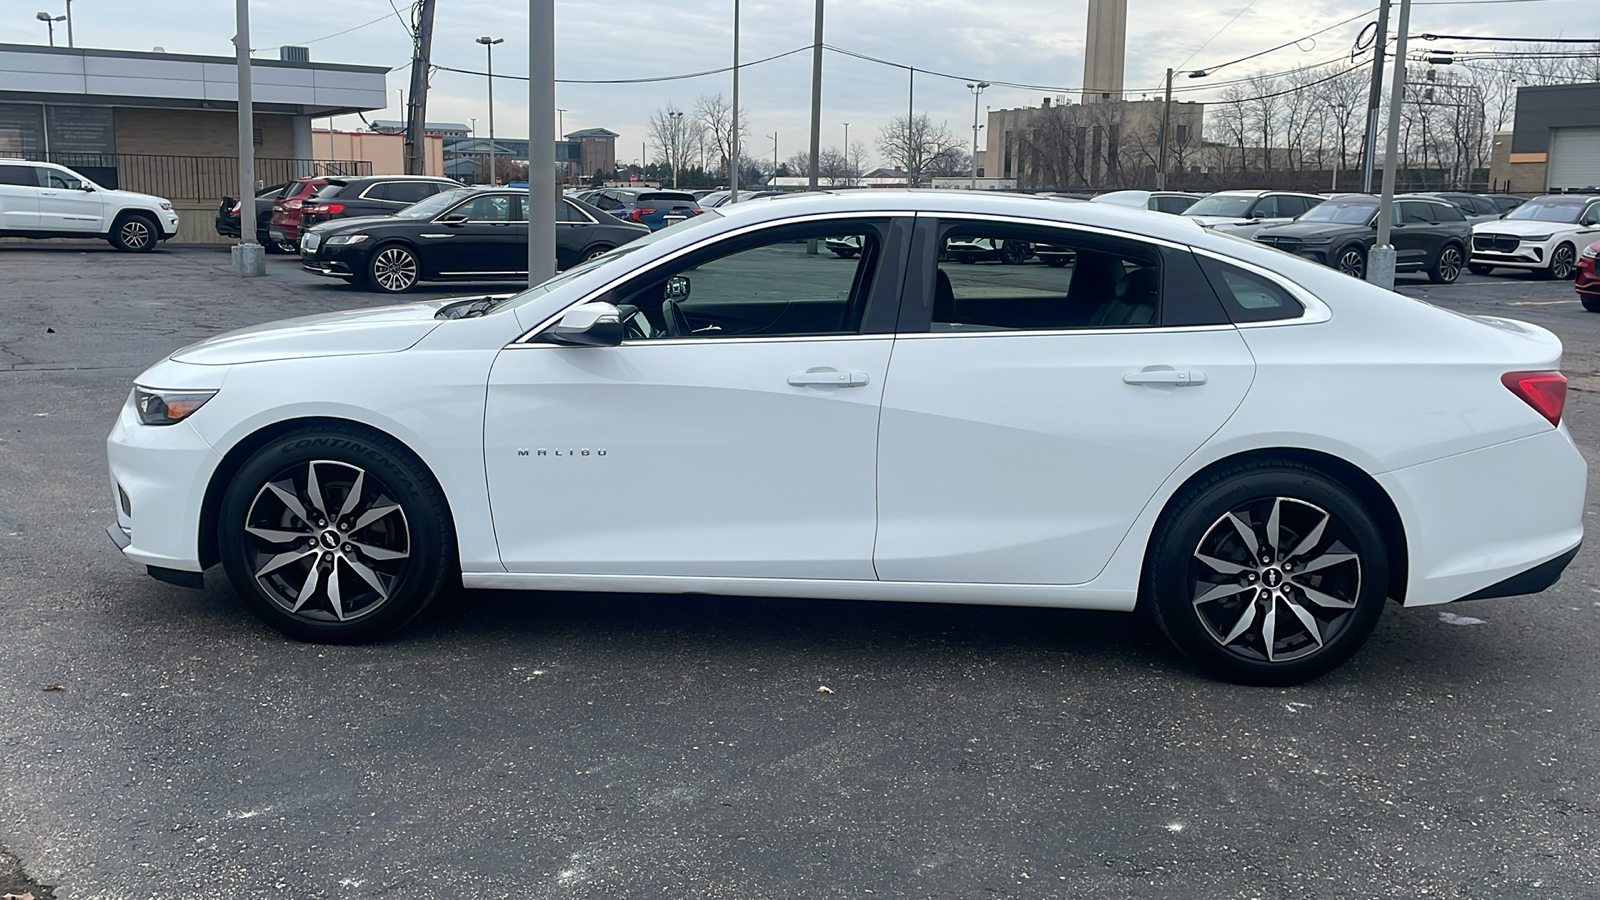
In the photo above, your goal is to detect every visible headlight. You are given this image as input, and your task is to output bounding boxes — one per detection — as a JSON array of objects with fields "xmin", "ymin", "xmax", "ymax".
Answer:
[
  {"xmin": 1581, "ymin": 245, "xmax": 1598, "ymax": 259},
  {"xmin": 1520, "ymin": 234, "xmax": 1553, "ymax": 243},
  {"xmin": 134, "ymin": 387, "xmax": 216, "ymax": 426},
  {"xmin": 159, "ymin": 202, "xmax": 173, "ymax": 211},
  {"xmin": 325, "ymin": 234, "xmax": 370, "ymax": 246}
]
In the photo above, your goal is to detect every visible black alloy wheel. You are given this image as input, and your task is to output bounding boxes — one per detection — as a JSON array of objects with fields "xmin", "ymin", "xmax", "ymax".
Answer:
[
  {"xmin": 1000, "ymin": 240, "xmax": 1030, "ymax": 265},
  {"xmin": 218, "ymin": 425, "xmax": 454, "ymax": 643},
  {"xmin": 1145, "ymin": 461, "xmax": 1389, "ymax": 685},
  {"xmin": 1429, "ymin": 244, "xmax": 1464, "ymax": 284},
  {"xmin": 368, "ymin": 244, "xmax": 420, "ymax": 293},
  {"xmin": 110, "ymin": 213, "xmax": 158, "ymax": 253},
  {"xmin": 1546, "ymin": 243, "xmax": 1577, "ymax": 281},
  {"xmin": 1334, "ymin": 245, "xmax": 1366, "ymax": 279}
]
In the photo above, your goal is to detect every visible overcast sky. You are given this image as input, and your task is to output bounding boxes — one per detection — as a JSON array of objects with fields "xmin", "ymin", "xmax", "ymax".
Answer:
[{"xmin": 1, "ymin": 0, "xmax": 1593, "ymax": 168}]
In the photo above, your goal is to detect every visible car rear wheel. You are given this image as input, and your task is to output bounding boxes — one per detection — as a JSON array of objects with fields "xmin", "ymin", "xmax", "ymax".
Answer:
[
  {"xmin": 109, "ymin": 213, "xmax": 159, "ymax": 252},
  {"xmin": 1146, "ymin": 462, "xmax": 1388, "ymax": 685},
  {"xmin": 1334, "ymin": 245, "xmax": 1366, "ymax": 279},
  {"xmin": 1544, "ymin": 243, "xmax": 1577, "ymax": 281},
  {"xmin": 1429, "ymin": 244, "xmax": 1464, "ymax": 284},
  {"xmin": 1468, "ymin": 263, "xmax": 1494, "ymax": 276},
  {"xmin": 368, "ymin": 245, "xmax": 420, "ymax": 293},
  {"xmin": 583, "ymin": 244, "xmax": 615, "ymax": 262},
  {"xmin": 218, "ymin": 426, "xmax": 454, "ymax": 643}
]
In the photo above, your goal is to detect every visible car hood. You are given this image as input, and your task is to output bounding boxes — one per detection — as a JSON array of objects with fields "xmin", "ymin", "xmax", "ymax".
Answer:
[
  {"xmin": 1256, "ymin": 221, "xmax": 1367, "ymax": 240},
  {"xmin": 169, "ymin": 301, "xmax": 450, "ymax": 366},
  {"xmin": 310, "ymin": 215, "xmax": 400, "ymax": 234},
  {"xmin": 103, "ymin": 188, "xmax": 171, "ymax": 207},
  {"xmin": 1473, "ymin": 218, "xmax": 1578, "ymax": 236}
]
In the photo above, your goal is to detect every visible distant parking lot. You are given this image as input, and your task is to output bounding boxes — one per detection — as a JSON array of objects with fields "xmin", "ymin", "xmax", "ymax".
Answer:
[{"xmin": 2, "ymin": 242, "xmax": 1598, "ymax": 899}]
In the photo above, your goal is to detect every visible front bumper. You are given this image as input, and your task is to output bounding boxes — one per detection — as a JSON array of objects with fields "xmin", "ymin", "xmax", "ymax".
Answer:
[
  {"xmin": 106, "ymin": 393, "xmax": 222, "ymax": 573},
  {"xmin": 300, "ymin": 238, "xmax": 365, "ymax": 278},
  {"xmin": 1470, "ymin": 239, "xmax": 1546, "ymax": 269}
]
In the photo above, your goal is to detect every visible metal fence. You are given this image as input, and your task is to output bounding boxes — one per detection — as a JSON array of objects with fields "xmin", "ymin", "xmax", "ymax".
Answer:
[{"xmin": 41, "ymin": 154, "xmax": 373, "ymax": 201}]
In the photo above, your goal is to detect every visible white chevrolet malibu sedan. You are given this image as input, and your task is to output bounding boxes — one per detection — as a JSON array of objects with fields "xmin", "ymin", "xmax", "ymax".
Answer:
[{"xmin": 107, "ymin": 191, "xmax": 1585, "ymax": 684}]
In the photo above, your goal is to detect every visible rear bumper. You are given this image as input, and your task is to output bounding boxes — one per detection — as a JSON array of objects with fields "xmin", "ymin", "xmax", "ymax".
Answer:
[{"xmin": 1377, "ymin": 427, "xmax": 1586, "ymax": 606}]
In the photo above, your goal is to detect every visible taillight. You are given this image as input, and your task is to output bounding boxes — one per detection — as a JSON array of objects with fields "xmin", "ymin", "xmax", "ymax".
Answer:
[
  {"xmin": 1502, "ymin": 371, "xmax": 1567, "ymax": 426},
  {"xmin": 690, "ymin": 209, "xmax": 704, "ymax": 216},
  {"xmin": 229, "ymin": 202, "xmax": 241, "ymax": 215},
  {"xmin": 283, "ymin": 199, "xmax": 303, "ymax": 211},
  {"xmin": 306, "ymin": 203, "xmax": 344, "ymax": 215},
  {"xmin": 628, "ymin": 208, "xmax": 649, "ymax": 223}
]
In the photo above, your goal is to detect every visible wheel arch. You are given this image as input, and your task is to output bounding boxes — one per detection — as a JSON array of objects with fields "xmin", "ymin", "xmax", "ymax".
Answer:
[
  {"xmin": 1143, "ymin": 447, "xmax": 1409, "ymax": 604},
  {"xmin": 198, "ymin": 415, "xmax": 457, "ymax": 570}
]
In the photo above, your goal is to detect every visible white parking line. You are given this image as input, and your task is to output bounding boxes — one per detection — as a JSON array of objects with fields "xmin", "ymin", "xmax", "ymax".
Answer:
[{"xmin": 1507, "ymin": 300, "xmax": 1576, "ymax": 306}]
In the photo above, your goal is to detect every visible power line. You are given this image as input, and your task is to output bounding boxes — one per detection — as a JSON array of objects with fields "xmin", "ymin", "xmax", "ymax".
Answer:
[
  {"xmin": 262, "ymin": 10, "xmax": 400, "ymax": 51},
  {"xmin": 1186, "ymin": 8, "xmax": 1379, "ymax": 76},
  {"xmin": 1174, "ymin": 0, "xmax": 1264, "ymax": 73},
  {"xmin": 1416, "ymin": 33, "xmax": 1600, "ymax": 42},
  {"xmin": 432, "ymin": 45, "xmax": 811, "ymax": 85}
]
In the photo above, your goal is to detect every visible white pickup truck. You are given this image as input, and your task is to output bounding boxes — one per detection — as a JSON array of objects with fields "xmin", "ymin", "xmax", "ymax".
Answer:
[{"xmin": 0, "ymin": 158, "xmax": 180, "ymax": 252}]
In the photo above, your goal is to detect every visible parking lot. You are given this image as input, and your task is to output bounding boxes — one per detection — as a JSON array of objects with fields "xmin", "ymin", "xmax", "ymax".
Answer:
[{"xmin": 3, "ymin": 242, "xmax": 1598, "ymax": 898}]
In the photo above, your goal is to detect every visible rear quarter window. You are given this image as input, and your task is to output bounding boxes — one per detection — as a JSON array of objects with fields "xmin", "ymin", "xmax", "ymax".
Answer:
[{"xmin": 1196, "ymin": 256, "xmax": 1305, "ymax": 324}]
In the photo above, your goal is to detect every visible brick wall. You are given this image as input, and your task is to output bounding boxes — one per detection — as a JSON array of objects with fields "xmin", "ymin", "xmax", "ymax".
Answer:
[{"xmin": 113, "ymin": 107, "xmax": 295, "ymax": 158}]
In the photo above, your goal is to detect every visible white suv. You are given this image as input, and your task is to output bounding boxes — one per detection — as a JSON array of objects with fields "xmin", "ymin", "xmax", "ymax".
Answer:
[
  {"xmin": 1469, "ymin": 194, "xmax": 1600, "ymax": 280},
  {"xmin": 0, "ymin": 159, "xmax": 180, "ymax": 252}
]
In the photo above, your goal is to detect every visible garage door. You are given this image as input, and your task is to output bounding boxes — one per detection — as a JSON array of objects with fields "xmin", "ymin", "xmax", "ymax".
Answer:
[{"xmin": 1548, "ymin": 127, "xmax": 1600, "ymax": 190}]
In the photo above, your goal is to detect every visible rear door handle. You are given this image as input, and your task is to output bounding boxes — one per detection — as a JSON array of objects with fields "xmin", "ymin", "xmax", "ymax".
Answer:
[
  {"xmin": 1123, "ymin": 369, "xmax": 1207, "ymax": 386},
  {"xmin": 788, "ymin": 370, "xmax": 870, "ymax": 387}
]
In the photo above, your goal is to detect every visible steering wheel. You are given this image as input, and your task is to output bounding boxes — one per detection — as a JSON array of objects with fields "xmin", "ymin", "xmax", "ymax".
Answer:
[{"xmin": 662, "ymin": 299, "xmax": 691, "ymax": 337}]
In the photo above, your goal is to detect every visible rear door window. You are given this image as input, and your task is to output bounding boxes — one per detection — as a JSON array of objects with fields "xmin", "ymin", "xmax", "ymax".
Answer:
[
  {"xmin": 385, "ymin": 182, "xmax": 436, "ymax": 204},
  {"xmin": 0, "ymin": 164, "xmax": 39, "ymax": 186},
  {"xmin": 1398, "ymin": 201, "xmax": 1433, "ymax": 224}
]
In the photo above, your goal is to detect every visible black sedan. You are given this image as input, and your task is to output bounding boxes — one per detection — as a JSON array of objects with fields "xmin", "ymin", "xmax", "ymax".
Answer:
[
  {"xmin": 1252, "ymin": 193, "xmax": 1470, "ymax": 283},
  {"xmin": 300, "ymin": 189, "xmax": 650, "ymax": 293}
]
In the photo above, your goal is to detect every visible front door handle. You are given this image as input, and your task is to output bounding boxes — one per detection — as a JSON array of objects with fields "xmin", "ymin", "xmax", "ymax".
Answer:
[
  {"xmin": 788, "ymin": 370, "xmax": 870, "ymax": 387},
  {"xmin": 1123, "ymin": 369, "xmax": 1207, "ymax": 386}
]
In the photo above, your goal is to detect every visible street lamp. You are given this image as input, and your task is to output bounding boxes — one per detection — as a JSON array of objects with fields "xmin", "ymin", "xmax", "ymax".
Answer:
[
  {"xmin": 842, "ymin": 122, "xmax": 849, "ymax": 183},
  {"xmin": 36, "ymin": 11, "xmax": 64, "ymax": 47},
  {"xmin": 477, "ymin": 35, "xmax": 504, "ymax": 185},
  {"xmin": 668, "ymin": 109, "xmax": 684, "ymax": 188},
  {"xmin": 966, "ymin": 82, "xmax": 988, "ymax": 190}
]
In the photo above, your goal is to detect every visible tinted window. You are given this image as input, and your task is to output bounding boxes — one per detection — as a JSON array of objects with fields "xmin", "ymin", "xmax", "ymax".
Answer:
[
  {"xmin": 1469, "ymin": 196, "xmax": 1498, "ymax": 215},
  {"xmin": 1185, "ymin": 195, "xmax": 1256, "ymax": 217},
  {"xmin": 385, "ymin": 182, "xmax": 437, "ymax": 204},
  {"xmin": 637, "ymin": 191, "xmax": 696, "ymax": 203},
  {"xmin": 1491, "ymin": 195, "xmax": 1525, "ymax": 213},
  {"xmin": 609, "ymin": 221, "xmax": 884, "ymax": 340},
  {"xmin": 1275, "ymin": 196, "xmax": 1306, "ymax": 218},
  {"xmin": 1156, "ymin": 195, "xmax": 1198, "ymax": 214},
  {"xmin": 1251, "ymin": 196, "xmax": 1281, "ymax": 218},
  {"xmin": 315, "ymin": 182, "xmax": 350, "ymax": 199},
  {"xmin": 934, "ymin": 226, "xmax": 1161, "ymax": 331},
  {"xmin": 43, "ymin": 168, "xmax": 83, "ymax": 189},
  {"xmin": 590, "ymin": 192, "xmax": 622, "ymax": 211},
  {"xmin": 0, "ymin": 164, "xmax": 38, "ymax": 186},
  {"xmin": 452, "ymin": 194, "xmax": 514, "ymax": 221},
  {"xmin": 1398, "ymin": 201, "xmax": 1433, "ymax": 224},
  {"xmin": 1302, "ymin": 198, "xmax": 1377, "ymax": 224},
  {"xmin": 1197, "ymin": 257, "xmax": 1304, "ymax": 324},
  {"xmin": 1433, "ymin": 202, "xmax": 1465, "ymax": 222}
]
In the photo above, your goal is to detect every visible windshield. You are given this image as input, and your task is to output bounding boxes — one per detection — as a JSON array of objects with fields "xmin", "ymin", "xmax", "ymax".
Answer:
[
  {"xmin": 1504, "ymin": 198, "xmax": 1587, "ymax": 224},
  {"xmin": 1300, "ymin": 199, "xmax": 1378, "ymax": 224},
  {"xmin": 397, "ymin": 189, "xmax": 473, "ymax": 219},
  {"xmin": 1186, "ymin": 195, "xmax": 1255, "ymax": 218}
]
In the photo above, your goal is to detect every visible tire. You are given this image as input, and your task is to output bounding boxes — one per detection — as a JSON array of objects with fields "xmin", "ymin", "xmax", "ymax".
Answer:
[
  {"xmin": 109, "ymin": 213, "xmax": 159, "ymax": 253},
  {"xmin": 1000, "ymin": 240, "xmax": 1030, "ymax": 265},
  {"xmin": 1468, "ymin": 263, "xmax": 1494, "ymax": 276},
  {"xmin": 1044, "ymin": 257, "xmax": 1068, "ymax": 268},
  {"xmin": 1543, "ymin": 243, "xmax": 1577, "ymax": 281},
  {"xmin": 218, "ymin": 425, "xmax": 454, "ymax": 643},
  {"xmin": 262, "ymin": 237, "xmax": 283, "ymax": 254},
  {"xmin": 278, "ymin": 240, "xmax": 300, "ymax": 254},
  {"xmin": 830, "ymin": 249, "xmax": 857, "ymax": 259},
  {"xmin": 367, "ymin": 244, "xmax": 420, "ymax": 293},
  {"xmin": 1333, "ymin": 245, "xmax": 1366, "ymax": 279},
  {"xmin": 583, "ymin": 244, "xmax": 615, "ymax": 262},
  {"xmin": 1581, "ymin": 294, "xmax": 1600, "ymax": 313},
  {"xmin": 1429, "ymin": 244, "xmax": 1464, "ymax": 284},
  {"xmin": 1145, "ymin": 462, "xmax": 1389, "ymax": 685}
]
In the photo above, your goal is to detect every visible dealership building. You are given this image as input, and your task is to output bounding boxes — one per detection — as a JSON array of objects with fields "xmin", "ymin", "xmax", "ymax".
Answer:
[
  {"xmin": 0, "ymin": 42, "xmax": 388, "ymax": 242},
  {"xmin": 1490, "ymin": 82, "xmax": 1600, "ymax": 194}
]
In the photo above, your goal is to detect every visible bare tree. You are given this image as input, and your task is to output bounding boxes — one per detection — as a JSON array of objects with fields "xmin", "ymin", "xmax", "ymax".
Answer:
[
  {"xmin": 877, "ymin": 114, "xmax": 964, "ymax": 185},
  {"xmin": 693, "ymin": 93, "xmax": 750, "ymax": 181},
  {"xmin": 1243, "ymin": 73, "xmax": 1283, "ymax": 173},
  {"xmin": 647, "ymin": 103, "xmax": 696, "ymax": 187},
  {"xmin": 1314, "ymin": 66, "xmax": 1367, "ymax": 177}
]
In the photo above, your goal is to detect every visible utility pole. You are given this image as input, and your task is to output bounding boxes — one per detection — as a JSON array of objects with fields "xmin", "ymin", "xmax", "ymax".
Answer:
[
  {"xmin": 404, "ymin": 0, "xmax": 436, "ymax": 177},
  {"xmin": 842, "ymin": 122, "xmax": 850, "ymax": 184},
  {"xmin": 806, "ymin": 0, "xmax": 824, "ymax": 254},
  {"xmin": 1369, "ymin": 0, "xmax": 1412, "ymax": 291},
  {"xmin": 906, "ymin": 69, "xmax": 915, "ymax": 187},
  {"xmin": 730, "ymin": 0, "xmax": 740, "ymax": 202},
  {"xmin": 1157, "ymin": 67, "xmax": 1173, "ymax": 190},
  {"xmin": 529, "ymin": 0, "xmax": 556, "ymax": 282},
  {"xmin": 231, "ymin": 0, "xmax": 264, "ymax": 276},
  {"xmin": 65, "ymin": 0, "xmax": 73, "ymax": 47},
  {"xmin": 1360, "ymin": 0, "xmax": 1390, "ymax": 193}
]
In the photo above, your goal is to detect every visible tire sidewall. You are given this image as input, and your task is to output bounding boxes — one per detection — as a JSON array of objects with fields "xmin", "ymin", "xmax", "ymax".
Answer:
[
  {"xmin": 1148, "ymin": 466, "xmax": 1389, "ymax": 685},
  {"xmin": 1549, "ymin": 243, "xmax": 1576, "ymax": 280},
  {"xmin": 1431, "ymin": 243, "xmax": 1463, "ymax": 284},
  {"xmin": 111, "ymin": 213, "xmax": 159, "ymax": 253},
  {"xmin": 367, "ymin": 243, "xmax": 419, "ymax": 293},
  {"xmin": 218, "ymin": 428, "xmax": 452, "ymax": 643},
  {"xmin": 1335, "ymin": 244, "xmax": 1365, "ymax": 278}
]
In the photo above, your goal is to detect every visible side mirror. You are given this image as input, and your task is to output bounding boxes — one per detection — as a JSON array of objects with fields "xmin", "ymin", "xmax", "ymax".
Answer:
[
  {"xmin": 438, "ymin": 213, "xmax": 469, "ymax": 226},
  {"xmin": 80, "ymin": 183, "xmax": 95, "ymax": 192},
  {"xmin": 537, "ymin": 301, "xmax": 623, "ymax": 347},
  {"xmin": 665, "ymin": 275, "xmax": 691, "ymax": 300}
]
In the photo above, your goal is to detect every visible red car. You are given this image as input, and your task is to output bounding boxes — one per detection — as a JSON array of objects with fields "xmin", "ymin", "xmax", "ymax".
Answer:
[
  {"xmin": 1579, "ymin": 240, "xmax": 1600, "ymax": 312},
  {"xmin": 267, "ymin": 177, "xmax": 327, "ymax": 251}
]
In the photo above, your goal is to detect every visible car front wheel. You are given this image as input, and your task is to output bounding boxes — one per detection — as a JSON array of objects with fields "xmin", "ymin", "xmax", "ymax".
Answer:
[
  {"xmin": 1429, "ymin": 244, "xmax": 1464, "ymax": 284},
  {"xmin": 218, "ymin": 426, "xmax": 454, "ymax": 643},
  {"xmin": 368, "ymin": 245, "xmax": 420, "ymax": 293},
  {"xmin": 109, "ymin": 213, "xmax": 159, "ymax": 252},
  {"xmin": 1334, "ymin": 245, "xmax": 1366, "ymax": 279},
  {"xmin": 1545, "ymin": 243, "xmax": 1577, "ymax": 281},
  {"xmin": 1146, "ymin": 462, "xmax": 1389, "ymax": 685}
]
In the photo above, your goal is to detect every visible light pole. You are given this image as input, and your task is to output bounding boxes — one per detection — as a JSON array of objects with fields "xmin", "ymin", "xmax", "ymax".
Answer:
[
  {"xmin": 1369, "ymin": 0, "xmax": 1413, "ymax": 290},
  {"xmin": 231, "ymin": 0, "xmax": 264, "ymax": 276},
  {"xmin": 1157, "ymin": 68, "xmax": 1173, "ymax": 190},
  {"xmin": 669, "ymin": 110, "xmax": 684, "ymax": 188},
  {"xmin": 557, "ymin": 107, "xmax": 567, "ymax": 183},
  {"xmin": 967, "ymin": 81, "xmax": 988, "ymax": 190},
  {"xmin": 36, "ymin": 12, "xmax": 64, "ymax": 47},
  {"xmin": 768, "ymin": 132, "xmax": 778, "ymax": 177},
  {"xmin": 64, "ymin": 0, "xmax": 72, "ymax": 47},
  {"xmin": 842, "ymin": 122, "xmax": 850, "ymax": 184},
  {"xmin": 477, "ymin": 35, "xmax": 503, "ymax": 185},
  {"xmin": 528, "ymin": 0, "xmax": 556, "ymax": 282}
]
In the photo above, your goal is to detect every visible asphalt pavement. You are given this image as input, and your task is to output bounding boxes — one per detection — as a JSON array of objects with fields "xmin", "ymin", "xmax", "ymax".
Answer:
[{"xmin": 2, "ymin": 243, "xmax": 1597, "ymax": 899}]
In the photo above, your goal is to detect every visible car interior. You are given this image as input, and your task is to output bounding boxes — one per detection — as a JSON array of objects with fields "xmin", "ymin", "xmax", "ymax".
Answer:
[
  {"xmin": 607, "ymin": 226, "xmax": 883, "ymax": 340},
  {"xmin": 933, "ymin": 229, "xmax": 1161, "ymax": 331}
]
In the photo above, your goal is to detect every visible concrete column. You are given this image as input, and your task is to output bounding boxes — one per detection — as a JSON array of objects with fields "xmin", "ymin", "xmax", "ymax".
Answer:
[{"xmin": 291, "ymin": 115, "xmax": 314, "ymax": 177}]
